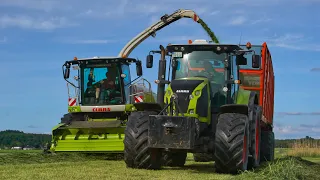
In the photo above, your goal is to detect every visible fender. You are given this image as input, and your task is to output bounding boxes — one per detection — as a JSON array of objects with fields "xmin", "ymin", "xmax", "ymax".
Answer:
[{"xmin": 220, "ymin": 88, "xmax": 258, "ymax": 121}]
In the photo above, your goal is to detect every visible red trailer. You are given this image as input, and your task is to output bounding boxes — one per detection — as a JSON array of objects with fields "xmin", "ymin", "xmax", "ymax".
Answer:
[{"xmin": 239, "ymin": 42, "xmax": 275, "ymax": 161}]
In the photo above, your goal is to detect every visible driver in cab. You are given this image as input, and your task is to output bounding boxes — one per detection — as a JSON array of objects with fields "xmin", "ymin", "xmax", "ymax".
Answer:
[
  {"xmin": 202, "ymin": 61, "xmax": 216, "ymax": 80},
  {"xmin": 99, "ymin": 71, "xmax": 115, "ymax": 89},
  {"xmin": 95, "ymin": 71, "xmax": 116, "ymax": 102}
]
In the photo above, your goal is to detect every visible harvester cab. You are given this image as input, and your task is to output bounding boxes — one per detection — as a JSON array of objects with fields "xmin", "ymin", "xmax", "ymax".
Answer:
[
  {"xmin": 124, "ymin": 40, "xmax": 275, "ymax": 174},
  {"xmin": 49, "ymin": 56, "xmax": 155, "ymax": 153}
]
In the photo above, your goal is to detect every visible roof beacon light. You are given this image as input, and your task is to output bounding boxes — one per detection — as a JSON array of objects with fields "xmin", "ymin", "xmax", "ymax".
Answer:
[{"xmin": 246, "ymin": 42, "xmax": 252, "ymax": 49}]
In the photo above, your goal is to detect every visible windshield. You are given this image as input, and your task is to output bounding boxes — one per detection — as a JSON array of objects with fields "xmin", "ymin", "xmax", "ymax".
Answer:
[
  {"xmin": 82, "ymin": 63, "xmax": 123, "ymax": 105},
  {"xmin": 175, "ymin": 51, "xmax": 225, "ymax": 83},
  {"xmin": 174, "ymin": 51, "xmax": 227, "ymax": 108}
]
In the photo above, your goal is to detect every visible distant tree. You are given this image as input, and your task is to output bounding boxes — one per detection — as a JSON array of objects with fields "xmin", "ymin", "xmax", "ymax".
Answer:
[{"xmin": 0, "ymin": 130, "xmax": 51, "ymax": 148}]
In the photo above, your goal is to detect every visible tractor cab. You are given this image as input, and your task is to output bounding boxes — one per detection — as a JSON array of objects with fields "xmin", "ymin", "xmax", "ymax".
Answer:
[{"xmin": 62, "ymin": 57, "xmax": 143, "ymax": 108}]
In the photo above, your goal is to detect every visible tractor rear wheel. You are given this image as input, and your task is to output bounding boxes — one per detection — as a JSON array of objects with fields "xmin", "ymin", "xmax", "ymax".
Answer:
[
  {"xmin": 214, "ymin": 113, "xmax": 250, "ymax": 174},
  {"xmin": 162, "ymin": 151, "xmax": 187, "ymax": 167},
  {"xmin": 124, "ymin": 111, "xmax": 162, "ymax": 169},
  {"xmin": 193, "ymin": 153, "xmax": 214, "ymax": 162},
  {"xmin": 248, "ymin": 105, "xmax": 262, "ymax": 169},
  {"xmin": 260, "ymin": 131, "xmax": 275, "ymax": 162}
]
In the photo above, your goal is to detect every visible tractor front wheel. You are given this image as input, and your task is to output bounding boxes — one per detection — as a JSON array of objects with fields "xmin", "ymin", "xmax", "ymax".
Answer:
[
  {"xmin": 214, "ymin": 113, "xmax": 250, "ymax": 174},
  {"xmin": 124, "ymin": 111, "xmax": 162, "ymax": 169}
]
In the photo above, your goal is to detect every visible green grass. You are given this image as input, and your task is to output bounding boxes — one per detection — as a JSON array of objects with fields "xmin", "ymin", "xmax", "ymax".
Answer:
[{"xmin": 0, "ymin": 150, "xmax": 319, "ymax": 180}]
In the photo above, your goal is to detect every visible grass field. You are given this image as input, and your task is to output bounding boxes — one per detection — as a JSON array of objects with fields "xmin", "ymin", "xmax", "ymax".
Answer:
[{"xmin": 0, "ymin": 148, "xmax": 319, "ymax": 180}]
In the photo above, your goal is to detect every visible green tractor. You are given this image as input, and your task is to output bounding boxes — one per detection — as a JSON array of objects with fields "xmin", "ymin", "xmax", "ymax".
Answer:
[
  {"xmin": 124, "ymin": 40, "xmax": 275, "ymax": 174},
  {"xmin": 49, "ymin": 57, "xmax": 156, "ymax": 153}
]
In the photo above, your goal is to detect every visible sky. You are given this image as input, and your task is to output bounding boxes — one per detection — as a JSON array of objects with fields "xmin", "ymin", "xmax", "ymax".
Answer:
[{"xmin": 0, "ymin": 0, "xmax": 319, "ymax": 139}]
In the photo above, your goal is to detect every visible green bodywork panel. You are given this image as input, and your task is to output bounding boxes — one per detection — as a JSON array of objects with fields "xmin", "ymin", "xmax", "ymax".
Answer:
[
  {"xmin": 164, "ymin": 77, "xmax": 211, "ymax": 124},
  {"xmin": 234, "ymin": 88, "xmax": 252, "ymax": 105},
  {"xmin": 50, "ymin": 119, "xmax": 126, "ymax": 153},
  {"xmin": 163, "ymin": 77, "xmax": 253, "ymax": 125},
  {"xmin": 51, "ymin": 92, "xmax": 156, "ymax": 153}
]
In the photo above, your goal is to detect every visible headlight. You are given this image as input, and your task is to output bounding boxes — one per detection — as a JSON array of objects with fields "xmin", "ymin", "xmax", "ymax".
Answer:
[
  {"xmin": 194, "ymin": 90, "xmax": 201, "ymax": 96},
  {"xmin": 189, "ymin": 94, "xmax": 194, "ymax": 99}
]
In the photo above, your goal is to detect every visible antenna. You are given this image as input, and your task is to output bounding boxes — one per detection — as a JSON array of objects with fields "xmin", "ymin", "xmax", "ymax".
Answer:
[{"xmin": 238, "ymin": 31, "xmax": 243, "ymax": 45}]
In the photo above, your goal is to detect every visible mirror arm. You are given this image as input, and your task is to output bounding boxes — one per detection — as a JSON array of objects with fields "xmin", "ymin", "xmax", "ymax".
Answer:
[{"xmin": 62, "ymin": 63, "xmax": 79, "ymax": 88}]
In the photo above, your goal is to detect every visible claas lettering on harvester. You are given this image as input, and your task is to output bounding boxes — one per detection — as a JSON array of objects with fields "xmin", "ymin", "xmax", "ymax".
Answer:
[{"xmin": 123, "ymin": 39, "xmax": 275, "ymax": 174}]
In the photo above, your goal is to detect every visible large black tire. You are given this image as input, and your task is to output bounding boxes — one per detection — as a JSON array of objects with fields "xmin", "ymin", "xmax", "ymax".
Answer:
[
  {"xmin": 214, "ymin": 113, "xmax": 250, "ymax": 174},
  {"xmin": 193, "ymin": 153, "xmax": 214, "ymax": 162},
  {"xmin": 163, "ymin": 151, "xmax": 187, "ymax": 167},
  {"xmin": 124, "ymin": 111, "xmax": 162, "ymax": 169},
  {"xmin": 260, "ymin": 131, "xmax": 275, "ymax": 162},
  {"xmin": 248, "ymin": 105, "xmax": 262, "ymax": 169}
]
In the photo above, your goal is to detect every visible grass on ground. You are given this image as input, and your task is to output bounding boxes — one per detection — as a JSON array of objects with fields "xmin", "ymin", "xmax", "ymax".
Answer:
[{"xmin": 0, "ymin": 149, "xmax": 319, "ymax": 180}]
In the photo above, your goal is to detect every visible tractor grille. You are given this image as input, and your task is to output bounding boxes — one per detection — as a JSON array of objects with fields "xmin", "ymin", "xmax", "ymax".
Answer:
[
  {"xmin": 176, "ymin": 93, "xmax": 191, "ymax": 113},
  {"xmin": 170, "ymin": 79, "xmax": 204, "ymax": 114}
]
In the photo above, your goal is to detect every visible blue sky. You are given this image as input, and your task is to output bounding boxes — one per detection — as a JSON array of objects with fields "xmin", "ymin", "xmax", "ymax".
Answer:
[{"xmin": 0, "ymin": 0, "xmax": 319, "ymax": 139}]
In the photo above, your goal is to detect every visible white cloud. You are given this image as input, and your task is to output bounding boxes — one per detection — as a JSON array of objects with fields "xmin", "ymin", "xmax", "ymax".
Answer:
[
  {"xmin": 0, "ymin": 0, "xmax": 60, "ymax": 11},
  {"xmin": 209, "ymin": 11, "xmax": 220, "ymax": 15},
  {"xmin": 267, "ymin": 33, "xmax": 320, "ymax": 51},
  {"xmin": 228, "ymin": 16, "xmax": 247, "ymax": 25},
  {"xmin": 70, "ymin": 39, "xmax": 116, "ymax": 44},
  {"xmin": 274, "ymin": 123, "xmax": 320, "ymax": 139},
  {"xmin": 0, "ymin": 15, "xmax": 76, "ymax": 30},
  {"xmin": 251, "ymin": 17, "xmax": 272, "ymax": 24},
  {"xmin": 148, "ymin": 35, "xmax": 207, "ymax": 43}
]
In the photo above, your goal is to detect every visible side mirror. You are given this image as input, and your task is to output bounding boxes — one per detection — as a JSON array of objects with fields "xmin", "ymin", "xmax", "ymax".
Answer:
[
  {"xmin": 146, "ymin": 55, "xmax": 153, "ymax": 68},
  {"xmin": 136, "ymin": 61, "xmax": 143, "ymax": 76},
  {"xmin": 64, "ymin": 68, "xmax": 70, "ymax": 79},
  {"xmin": 236, "ymin": 55, "xmax": 247, "ymax": 65},
  {"xmin": 252, "ymin": 55, "xmax": 261, "ymax": 68}
]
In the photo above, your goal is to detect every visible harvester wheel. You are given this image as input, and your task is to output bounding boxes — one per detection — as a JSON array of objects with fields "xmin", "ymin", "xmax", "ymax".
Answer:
[
  {"xmin": 260, "ymin": 131, "xmax": 275, "ymax": 162},
  {"xmin": 124, "ymin": 111, "xmax": 162, "ymax": 170},
  {"xmin": 193, "ymin": 153, "xmax": 214, "ymax": 162},
  {"xmin": 163, "ymin": 151, "xmax": 187, "ymax": 167},
  {"xmin": 248, "ymin": 105, "xmax": 262, "ymax": 169},
  {"xmin": 214, "ymin": 113, "xmax": 250, "ymax": 174}
]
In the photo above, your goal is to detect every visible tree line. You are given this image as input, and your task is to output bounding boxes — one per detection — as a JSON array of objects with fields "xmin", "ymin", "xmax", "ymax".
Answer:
[
  {"xmin": 0, "ymin": 130, "xmax": 51, "ymax": 149},
  {"xmin": 0, "ymin": 130, "xmax": 319, "ymax": 149}
]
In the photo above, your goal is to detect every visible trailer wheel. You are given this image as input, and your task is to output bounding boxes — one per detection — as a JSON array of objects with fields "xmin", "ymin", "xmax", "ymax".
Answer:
[
  {"xmin": 248, "ymin": 105, "xmax": 262, "ymax": 169},
  {"xmin": 124, "ymin": 111, "xmax": 162, "ymax": 169},
  {"xmin": 214, "ymin": 113, "xmax": 250, "ymax": 174},
  {"xmin": 163, "ymin": 151, "xmax": 187, "ymax": 167},
  {"xmin": 193, "ymin": 153, "xmax": 214, "ymax": 162},
  {"xmin": 260, "ymin": 131, "xmax": 275, "ymax": 162}
]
